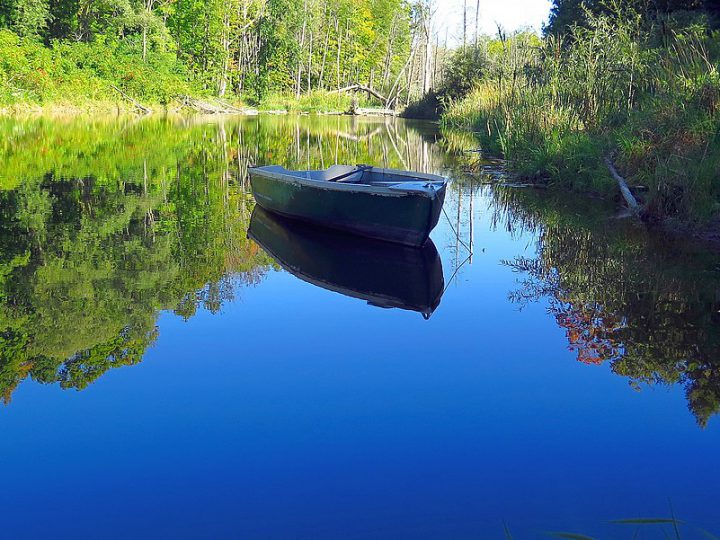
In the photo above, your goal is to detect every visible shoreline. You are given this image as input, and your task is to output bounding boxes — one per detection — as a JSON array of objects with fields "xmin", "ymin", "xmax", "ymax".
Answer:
[
  {"xmin": 0, "ymin": 101, "xmax": 408, "ymax": 119},
  {"xmin": 3, "ymin": 106, "xmax": 719, "ymax": 250}
]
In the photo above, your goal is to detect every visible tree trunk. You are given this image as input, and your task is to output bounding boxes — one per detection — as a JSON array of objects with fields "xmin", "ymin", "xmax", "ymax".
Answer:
[
  {"xmin": 475, "ymin": 0, "xmax": 480, "ymax": 46},
  {"xmin": 422, "ymin": 14, "xmax": 432, "ymax": 94},
  {"xmin": 319, "ymin": 21, "xmax": 331, "ymax": 89},
  {"xmin": 336, "ymin": 17, "xmax": 341, "ymax": 91},
  {"xmin": 463, "ymin": 0, "xmax": 467, "ymax": 48}
]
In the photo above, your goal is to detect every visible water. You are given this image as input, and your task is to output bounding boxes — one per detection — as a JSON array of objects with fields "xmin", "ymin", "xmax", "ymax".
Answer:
[{"xmin": 0, "ymin": 115, "xmax": 718, "ymax": 539}]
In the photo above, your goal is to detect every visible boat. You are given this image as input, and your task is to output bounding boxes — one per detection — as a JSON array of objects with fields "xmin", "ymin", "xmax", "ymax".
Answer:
[
  {"xmin": 248, "ymin": 207, "xmax": 445, "ymax": 318},
  {"xmin": 248, "ymin": 164, "xmax": 447, "ymax": 246}
]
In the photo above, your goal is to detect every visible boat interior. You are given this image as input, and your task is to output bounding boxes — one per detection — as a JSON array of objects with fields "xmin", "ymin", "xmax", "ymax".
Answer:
[{"xmin": 257, "ymin": 165, "xmax": 445, "ymax": 189}]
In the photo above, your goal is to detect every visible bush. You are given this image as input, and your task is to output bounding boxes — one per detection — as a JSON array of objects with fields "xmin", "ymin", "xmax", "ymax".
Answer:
[
  {"xmin": 440, "ymin": 8, "xmax": 720, "ymax": 222},
  {"xmin": 0, "ymin": 29, "xmax": 199, "ymax": 108}
]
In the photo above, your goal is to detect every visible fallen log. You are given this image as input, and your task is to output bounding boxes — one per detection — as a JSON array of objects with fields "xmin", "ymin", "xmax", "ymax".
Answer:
[
  {"xmin": 330, "ymin": 127, "xmax": 383, "ymax": 142},
  {"xmin": 604, "ymin": 157, "xmax": 641, "ymax": 215},
  {"xmin": 181, "ymin": 96, "xmax": 225, "ymax": 114},
  {"xmin": 329, "ymin": 83, "xmax": 389, "ymax": 104},
  {"xmin": 349, "ymin": 107, "xmax": 398, "ymax": 117},
  {"xmin": 214, "ymin": 98, "xmax": 244, "ymax": 112},
  {"xmin": 179, "ymin": 95, "xmax": 257, "ymax": 115},
  {"xmin": 111, "ymin": 85, "xmax": 151, "ymax": 114},
  {"xmin": 497, "ymin": 182, "xmax": 548, "ymax": 189}
]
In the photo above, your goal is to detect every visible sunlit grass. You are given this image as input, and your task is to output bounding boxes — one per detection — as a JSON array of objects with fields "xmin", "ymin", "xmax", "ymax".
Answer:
[
  {"xmin": 440, "ymin": 7, "xmax": 720, "ymax": 223},
  {"xmin": 256, "ymin": 90, "xmax": 376, "ymax": 113}
]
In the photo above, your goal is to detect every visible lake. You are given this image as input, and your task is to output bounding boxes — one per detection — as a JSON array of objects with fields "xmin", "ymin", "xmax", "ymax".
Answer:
[{"xmin": 0, "ymin": 114, "xmax": 718, "ymax": 539}]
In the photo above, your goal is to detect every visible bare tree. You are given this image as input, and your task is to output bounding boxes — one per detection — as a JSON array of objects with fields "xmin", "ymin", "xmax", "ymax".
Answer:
[
  {"xmin": 421, "ymin": 0, "xmax": 436, "ymax": 95},
  {"xmin": 463, "ymin": 0, "xmax": 467, "ymax": 48},
  {"xmin": 475, "ymin": 0, "xmax": 480, "ymax": 46}
]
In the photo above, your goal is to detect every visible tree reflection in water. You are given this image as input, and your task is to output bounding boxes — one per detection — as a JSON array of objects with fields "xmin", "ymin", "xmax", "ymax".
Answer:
[
  {"xmin": 496, "ymin": 187, "xmax": 720, "ymax": 427},
  {"xmin": 0, "ymin": 117, "xmax": 270, "ymax": 402},
  {"xmin": 0, "ymin": 115, "xmax": 455, "ymax": 402}
]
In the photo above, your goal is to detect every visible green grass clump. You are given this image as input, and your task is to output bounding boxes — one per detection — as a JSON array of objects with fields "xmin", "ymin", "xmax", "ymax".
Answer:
[
  {"xmin": 441, "ymin": 7, "xmax": 720, "ymax": 223},
  {"xmin": 0, "ymin": 29, "xmax": 200, "ymax": 110},
  {"xmin": 256, "ymin": 90, "xmax": 375, "ymax": 113}
]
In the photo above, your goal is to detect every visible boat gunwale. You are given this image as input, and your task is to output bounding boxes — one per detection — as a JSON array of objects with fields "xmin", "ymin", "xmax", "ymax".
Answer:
[{"xmin": 249, "ymin": 166, "xmax": 447, "ymax": 199}]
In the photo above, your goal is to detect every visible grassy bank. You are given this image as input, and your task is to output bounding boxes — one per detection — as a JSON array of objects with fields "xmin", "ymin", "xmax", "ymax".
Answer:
[
  {"xmin": 0, "ymin": 29, "xmax": 208, "ymax": 112},
  {"xmin": 440, "ymin": 8, "xmax": 720, "ymax": 224},
  {"xmin": 254, "ymin": 91, "xmax": 377, "ymax": 114}
]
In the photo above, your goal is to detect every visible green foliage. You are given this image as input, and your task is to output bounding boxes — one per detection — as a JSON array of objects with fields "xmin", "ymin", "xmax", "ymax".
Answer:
[
  {"xmin": 545, "ymin": 0, "xmax": 720, "ymax": 35},
  {"xmin": 256, "ymin": 90, "xmax": 369, "ymax": 112},
  {"xmin": 442, "ymin": 6, "xmax": 720, "ymax": 222},
  {"xmin": 441, "ymin": 44, "xmax": 489, "ymax": 100},
  {"xmin": 0, "ymin": 0, "xmax": 418, "ymax": 106},
  {"xmin": 2, "ymin": 0, "xmax": 50, "ymax": 38},
  {"xmin": 404, "ymin": 42, "xmax": 492, "ymax": 120},
  {"xmin": 256, "ymin": 0, "xmax": 303, "ymax": 98},
  {"xmin": 0, "ymin": 28, "xmax": 196, "ymax": 106}
]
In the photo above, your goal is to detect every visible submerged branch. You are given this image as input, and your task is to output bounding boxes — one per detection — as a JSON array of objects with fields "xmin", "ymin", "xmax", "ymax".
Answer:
[{"xmin": 604, "ymin": 157, "xmax": 641, "ymax": 215}]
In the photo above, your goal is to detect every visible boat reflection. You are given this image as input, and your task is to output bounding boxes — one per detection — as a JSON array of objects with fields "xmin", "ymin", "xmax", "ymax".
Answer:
[{"xmin": 248, "ymin": 207, "xmax": 445, "ymax": 318}]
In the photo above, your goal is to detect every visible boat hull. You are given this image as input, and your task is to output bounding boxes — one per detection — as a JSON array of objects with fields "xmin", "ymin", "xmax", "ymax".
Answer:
[
  {"xmin": 249, "ymin": 168, "xmax": 446, "ymax": 246},
  {"xmin": 248, "ymin": 207, "xmax": 444, "ymax": 317}
]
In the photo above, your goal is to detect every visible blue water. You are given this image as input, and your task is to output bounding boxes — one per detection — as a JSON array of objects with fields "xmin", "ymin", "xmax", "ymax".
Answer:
[{"xmin": 0, "ymin": 116, "xmax": 718, "ymax": 539}]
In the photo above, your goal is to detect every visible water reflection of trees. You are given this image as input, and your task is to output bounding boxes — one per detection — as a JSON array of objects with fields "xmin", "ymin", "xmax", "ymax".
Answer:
[
  {"xmin": 0, "ymin": 117, "xmax": 275, "ymax": 402},
  {"xmin": 495, "ymin": 189, "xmax": 720, "ymax": 427},
  {"xmin": 231, "ymin": 115, "xmax": 451, "ymax": 175},
  {"xmin": 0, "ymin": 115, "xmax": 453, "ymax": 402}
]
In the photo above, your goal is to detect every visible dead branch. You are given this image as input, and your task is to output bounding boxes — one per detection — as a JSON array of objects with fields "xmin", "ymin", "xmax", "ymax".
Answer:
[
  {"xmin": 110, "ymin": 85, "xmax": 151, "ymax": 114},
  {"xmin": 328, "ymin": 84, "xmax": 388, "ymax": 104},
  {"xmin": 604, "ymin": 157, "xmax": 641, "ymax": 215}
]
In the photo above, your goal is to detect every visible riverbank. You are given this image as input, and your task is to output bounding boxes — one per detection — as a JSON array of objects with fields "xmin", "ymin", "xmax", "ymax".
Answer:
[
  {"xmin": 0, "ymin": 93, "xmax": 396, "ymax": 119},
  {"xmin": 0, "ymin": 88, "xmax": 373, "ymax": 118},
  {"xmin": 0, "ymin": 28, "xmax": 390, "ymax": 118},
  {"xmin": 434, "ymin": 7, "xmax": 720, "ymax": 228},
  {"xmin": 441, "ymin": 76, "xmax": 720, "ymax": 225}
]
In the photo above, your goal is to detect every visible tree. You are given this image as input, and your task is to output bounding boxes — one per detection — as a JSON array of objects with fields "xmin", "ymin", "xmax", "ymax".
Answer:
[
  {"xmin": 545, "ymin": 0, "xmax": 720, "ymax": 35},
  {"xmin": 0, "ymin": 0, "xmax": 51, "ymax": 38},
  {"xmin": 256, "ymin": 0, "xmax": 303, "ymax": 97}
]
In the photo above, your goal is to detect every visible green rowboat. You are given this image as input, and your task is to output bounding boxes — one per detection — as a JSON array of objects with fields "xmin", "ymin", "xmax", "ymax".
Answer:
[{"xmin": 248, "ymin": 165, "xmax": 447, "ymax": 246}]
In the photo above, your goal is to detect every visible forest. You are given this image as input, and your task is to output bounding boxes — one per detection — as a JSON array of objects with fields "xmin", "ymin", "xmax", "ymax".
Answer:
[{"xmin": 0, "ymin": 0, "xmax": 434, "ymax": 109}]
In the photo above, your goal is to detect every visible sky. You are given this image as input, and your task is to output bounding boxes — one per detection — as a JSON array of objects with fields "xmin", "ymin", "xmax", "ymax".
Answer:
[{"xmin": 434, "ymin": 0, "xmax": 553, "ymax": 43}]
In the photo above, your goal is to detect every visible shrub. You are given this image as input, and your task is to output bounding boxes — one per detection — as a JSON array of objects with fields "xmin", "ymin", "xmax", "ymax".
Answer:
[{"xmin": 440, "ymin": 7, "xmax": 720, "ymax": 221}]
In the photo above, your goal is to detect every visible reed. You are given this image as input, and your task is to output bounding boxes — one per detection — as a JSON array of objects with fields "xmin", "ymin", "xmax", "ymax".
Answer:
[
  {"xmin": 441, "ymin": 5, "xmax": 720, "ymax": 222},
  {"xmin": 256, "ymin": 90, "xmax": 374, "ymax": 113}
]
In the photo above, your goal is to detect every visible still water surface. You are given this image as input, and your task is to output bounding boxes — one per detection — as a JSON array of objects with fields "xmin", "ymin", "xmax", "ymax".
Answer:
[{"xmin": 0, "ymin": 115, "xmax": 718, "ymax": 539}]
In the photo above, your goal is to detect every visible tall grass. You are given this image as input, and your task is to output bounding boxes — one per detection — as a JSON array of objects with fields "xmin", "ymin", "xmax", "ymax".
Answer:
[
  {"xmin": 442, "ymin": 5, "xmax": 720, "ymax": 221},
  {"xmin": 255, "ymin": 90, "xmax": 374, "ymax": 113}
]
